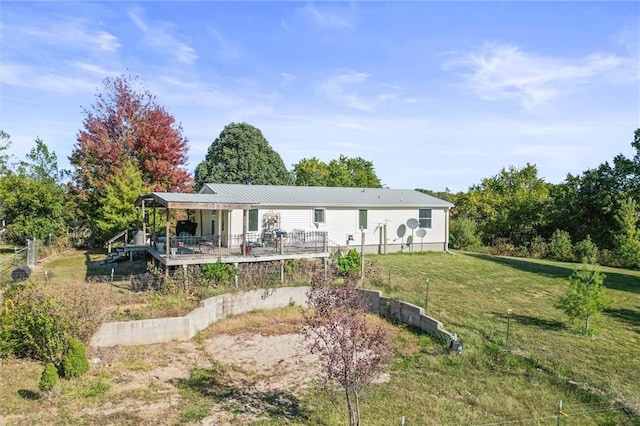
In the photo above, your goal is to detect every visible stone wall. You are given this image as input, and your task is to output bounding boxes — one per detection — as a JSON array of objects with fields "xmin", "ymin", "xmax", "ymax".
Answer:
[{"xmin": 91, "ymin": 286, "xmax": 455, "ymax": 347}]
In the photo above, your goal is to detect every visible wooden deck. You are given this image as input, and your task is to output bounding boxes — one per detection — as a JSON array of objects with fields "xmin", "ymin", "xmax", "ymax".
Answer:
[{"xmin": 148, "ymin": 244, "xmax": 331, "ymax": 267}]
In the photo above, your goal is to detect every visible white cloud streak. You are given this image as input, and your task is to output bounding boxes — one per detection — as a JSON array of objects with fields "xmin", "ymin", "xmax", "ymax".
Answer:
[
  {"xmin": 302, "ymin": 3, "xmax": 355, "ymax": 29},
  {"xmin": 445, "ymin": 43, "xmax": 631, "ymax": 109},
  {"xmin": 128, "ymin": 10, "xmax": 198, "ymax": 65},
  {"xmin": 318, "ymin": 70, "xmax": 400, "ymax": 111}
]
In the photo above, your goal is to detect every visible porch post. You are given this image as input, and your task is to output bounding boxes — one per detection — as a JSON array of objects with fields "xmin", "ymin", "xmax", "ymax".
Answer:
[
  {"xmin": 141, "ymin": 199, "xmax": 146, "ymax": 243},
  {"xmin": 242, "ymin": 209, "xmax": 248, "ymax": 255},
  {"xmin": 216, "ymin": 209, "xmax": 222, "ymax": 248},
  {"xmin": 165, "ymin": 208, "xmax": 170, "ymax": 277}
]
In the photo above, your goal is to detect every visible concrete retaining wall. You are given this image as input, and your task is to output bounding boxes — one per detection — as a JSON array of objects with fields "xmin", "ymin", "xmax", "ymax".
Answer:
[
  {"xmin": 91, "ymin": 287, "xmax": 309, "ymax": 347},
  {"xmin": 91, "ymin": 286, "xmax": 455, "ymax": 347},
  {"xmin": 356, "ymin": 288, "xmax": 455, "ymax": 342}
]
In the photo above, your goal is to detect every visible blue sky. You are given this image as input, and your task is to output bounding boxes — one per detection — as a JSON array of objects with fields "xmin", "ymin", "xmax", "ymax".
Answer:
[{"xmin": 1, "ymin": 1, "xmax": 638, "ymax": 192}]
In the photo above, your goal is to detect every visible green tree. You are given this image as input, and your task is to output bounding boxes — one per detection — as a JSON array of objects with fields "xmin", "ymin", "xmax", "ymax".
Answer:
[
  {"xmin": 450, "ymin": 217, "xmax": 481, "ymax": 250},
  {"xmin": 0, "ymin": 139, "xmax": 69, "ymax": 243},
  {"xmin": 95, "ymin": 162, "xmax": 148, "ymax": 241},
  {"xmin": 455, "ymin": 164, "xmax": 550, "ymax": 247},
  {"xmin": 556, "ymin": 265, "xmax": 608, "ymax": 333},
  {"xmin": 574, "ymin": 235, "xmax": 599, "ymax": 264},
  {"xmin": 0, "ymin": 130, "xmax": 12, "ymax": 175},
  {"xmin": 292, "ymin": 155, "xmax": 382, "ymax": 188},
  {"xmin": 614, "ymin": 197, "xmax": 640, "ymax": 269},
  {"xmin": 548, "ymin": 229, "xmax": 574, "ymax": 262},
  {"xmin": 292, "ymin": 157, "xmax": 330, "ymax": 186},
  {"xmin": 194, "ymin": 122, "xmax": 292, "ymax": 189}
]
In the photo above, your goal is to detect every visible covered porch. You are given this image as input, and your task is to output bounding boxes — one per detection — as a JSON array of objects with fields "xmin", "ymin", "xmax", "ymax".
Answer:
[{"xmin": 134, "ymin": 192, "xmax": 330, "ymax": 274}]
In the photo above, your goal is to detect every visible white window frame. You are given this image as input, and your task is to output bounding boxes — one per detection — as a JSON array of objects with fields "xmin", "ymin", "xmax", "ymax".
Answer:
[
  {"xmin": 248, "ymin": 209, "xmax": 259, "ymax": 232},
  {"xmin": 313, "ymin": 208, "xmax": 326, "ymax": 224},
  {"xmin": 419, "ymin": 208, "xmax": 432, "ymax": 229},
  {"xmin": 358, "ymin": 209, "xmax": 368, "ymax": 230}
]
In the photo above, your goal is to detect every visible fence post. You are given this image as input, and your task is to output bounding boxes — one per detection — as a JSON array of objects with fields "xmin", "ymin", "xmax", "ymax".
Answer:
[{"xmin": 27, "ymin": 239, "xmax": 36, "ymax": 267}]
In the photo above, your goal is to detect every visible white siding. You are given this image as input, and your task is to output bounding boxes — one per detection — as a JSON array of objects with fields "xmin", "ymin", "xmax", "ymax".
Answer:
[{"xmin": 193, "ymin": 205, "xmax": 450, "ymax": 252}]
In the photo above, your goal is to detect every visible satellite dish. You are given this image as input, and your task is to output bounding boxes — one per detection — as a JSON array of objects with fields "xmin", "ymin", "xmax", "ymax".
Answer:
[
  {"xmin": 406, "ymin": 235, "xmax": 413, "ymax": 246},
  {"xmin": 407, "ymin": 218, "xmax": 419, "ymax": 230},
  {"xmin": 416, "ymin": 228, "xmax": 426, "ymax": 238},
  {"xmin": 397, "ymin": 224, "xmax": 406, "ymax": 238}
]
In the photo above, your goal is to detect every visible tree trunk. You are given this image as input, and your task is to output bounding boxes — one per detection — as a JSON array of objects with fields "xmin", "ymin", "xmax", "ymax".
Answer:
[
  {"xmin": 345, "ymin": 387, "xmax": 355, "ymax": 426},
  {"xmin": 585, "ymin": 315, "xmax": 590, "ymax": 332},
  {"xmin": 354, "ymin": 387, "xmax": 361, "ymax": 426}
]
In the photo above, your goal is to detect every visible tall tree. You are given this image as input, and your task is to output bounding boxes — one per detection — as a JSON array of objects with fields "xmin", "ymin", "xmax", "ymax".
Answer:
[
  {"xmin": 292, "ymin": 157, "xmax": 330, "ymax": 186},
  {"xmin": 0, "ymin": 139, "xmax": 69, "ymax": 244},
  {"xmin": 194, "ymin": 122, "xmax": 292, "ymax": 189},
  {"xmin": 614, "ymin": 197, "xmax": 640, "ymax": 269},
  {"xmin": 22, "ymin": 137, "xmax": 68, "ymax": 183},
  {"xmin": 95, "ymin": 162, "xmax": 148, "ymax": 241},
  {"xmin": 70, "ymin": 75, "xmax": 191, "ymax": 238},
  {"xmin": 0, "ymin": 130, "xmax": 12, "ymax": 176},
  {"xmin": 455, "ymin": 163, "xmax": 550, "ymax": 247},
  {"xmin": 292, "ymin": 155, "xmax": 382, "ymax": 188}
]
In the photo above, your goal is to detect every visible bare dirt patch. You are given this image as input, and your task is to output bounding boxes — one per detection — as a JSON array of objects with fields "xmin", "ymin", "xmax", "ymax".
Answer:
[{"xmin": 1, "ymin": 331, "xmax": 323, "ymax": 426}]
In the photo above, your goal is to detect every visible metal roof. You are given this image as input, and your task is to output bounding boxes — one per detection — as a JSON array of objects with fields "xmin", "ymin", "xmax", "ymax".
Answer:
[
  {"xmin": 135, "ymin": 192, "xmax": 257, "ymax": 209},
  {"xmin": 200, "ymin": 184, "xmax": 454, "ymax": 208}
]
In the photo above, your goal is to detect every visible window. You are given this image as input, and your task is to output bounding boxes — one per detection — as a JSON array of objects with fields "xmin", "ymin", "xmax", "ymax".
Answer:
[
  {"xmin": 419, "ymin": 208, "xmax": 432, "ymax": 228},
  {"xmin": 248, "ymin": 209, "xmax": 258, "ymax": 232},
  {"xmin": 358, "ymin": 209, "xmax": 368, "ymax": 230},
  {"xmin": 313, "ymin": 208, "xmax": 325, "ymax": 224}
]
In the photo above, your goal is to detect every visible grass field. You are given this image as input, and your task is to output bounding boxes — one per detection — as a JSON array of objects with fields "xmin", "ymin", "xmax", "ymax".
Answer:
[{"xmin": 0, "ymin": 250, "xmax": 638, "ymax": 425}]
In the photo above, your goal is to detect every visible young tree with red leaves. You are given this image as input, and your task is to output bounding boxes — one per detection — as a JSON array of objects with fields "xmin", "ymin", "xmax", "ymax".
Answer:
[
  {"xmin": 70, "ymin": 75, "xmax": 191, "ymax": 239},
  {"xmin": 304, "ymin": 266, "xmax": 391, "ymax": 426}
]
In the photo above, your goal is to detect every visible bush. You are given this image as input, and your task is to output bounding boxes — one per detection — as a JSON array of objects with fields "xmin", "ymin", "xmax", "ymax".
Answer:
[
  {"xmin": 574, "ymin": 235, "xmax": 599, "ymax": 264},
  {"xmin": 490, "ymin": 238, "xmax": 517, "ymax": 256},
  {"xmin": 336, "ymin": 249, "xmax": 361, "ymax": 276},
  {"xmin": 201, "ymin": 261, "xmax": 236, "ymax": 286},
  {"xmin": 0, "ymin": 288, "xmax": 66, "ymax": 364},
  {"xmin": 450, "ymin": 217, "xmax": 481, "ymax": 250},
  {"xmin": 39, "ymin": 362, "xmax": 59, "ymax": 393},
  {"xmin": 529, "ymin": 236, "xmax": 548, "ymax": 259},
  {"xmin": 61, "ymin": 337, "xmax": 90, "ymax": 378},
  {"xmin": 0, "ymin": 281, "xmax": 107, "ymax": 363},
  {"xmin": 548, "ymin": 230, "xmax": 574, "ymax": 261}
]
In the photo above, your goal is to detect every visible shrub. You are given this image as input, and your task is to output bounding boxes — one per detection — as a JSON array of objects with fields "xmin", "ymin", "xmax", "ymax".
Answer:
[
  {"xmin": 336, "ymin": 249, "xmax": 361, "ymax": 276},
  {"xmin": 450, "ymin": 217, "xmax": 481, "ymax": 250},
  {"xmin": 574, "ymin": 235, "xmax": 599, "ymax": 264},
  {"xmin": 0, "ymin": 281, "xmax": 107, "ymax": 363},
  {"xmin": 201, "ymin": 261, "xmax": 236, "ymax": 285},
  {"xmin": 529, "ymin": 236, "xmax": 548, "ymax": 259},
  {"xmin": 490, "ymin": 238, "xmax": 516, "ymax": 256},
  {"xmin": 0, "ymin": 288, "xmax": 66, "ymax": 364},
  {"xmin": 61, "ymin": 337, "xmax": 90, "ymax": 378},
  {"xmin": 548, "ymin": 230, "xmax": 574, "ymax": 261},
  {"xmin": 39, "ymin": 362, "xmax": 59, "ymax": 393}
]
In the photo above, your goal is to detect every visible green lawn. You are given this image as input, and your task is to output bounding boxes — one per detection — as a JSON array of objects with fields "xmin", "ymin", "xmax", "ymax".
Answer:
[
  {"xmin": 1, "ymin": 251, "xmax": 638, "ymax": 425},
  {"xmin": 343, "ymin": 252, "xmax": 640, "ymax": 425}
]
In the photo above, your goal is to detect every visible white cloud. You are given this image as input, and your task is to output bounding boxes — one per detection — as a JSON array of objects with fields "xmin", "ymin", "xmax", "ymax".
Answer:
[
  {"xmin": 445, "ymin": 43, "xmax": 631, "ymax": 109},
  {"xmin": 10, "ymin": 19, "xmax": 120, "ymax": 53},
  {"xmin": 128, "ymin": 10, "xmax": 198, "ymax": 65},
  {"xmin": 318, "ymin": 70, "xmax": 400, "ymax": 111},
  {"xmin": 302, "ymin": 3, "xmax": 355, "ymax": 29},
  {"xmin": 1, "ymin": 63, "xmax": 99, "ymax": 93}
]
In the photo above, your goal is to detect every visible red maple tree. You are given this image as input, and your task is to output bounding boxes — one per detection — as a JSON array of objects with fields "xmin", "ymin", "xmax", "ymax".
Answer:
[{"xmin": 70, "ymin": 75, "xmax": 191, "ymax": 197}]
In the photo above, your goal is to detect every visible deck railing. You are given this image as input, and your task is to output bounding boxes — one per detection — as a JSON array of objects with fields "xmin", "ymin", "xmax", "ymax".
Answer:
[{"xmin": 156, "ymin": 230, "xmax": 329, "ymax": 258}]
